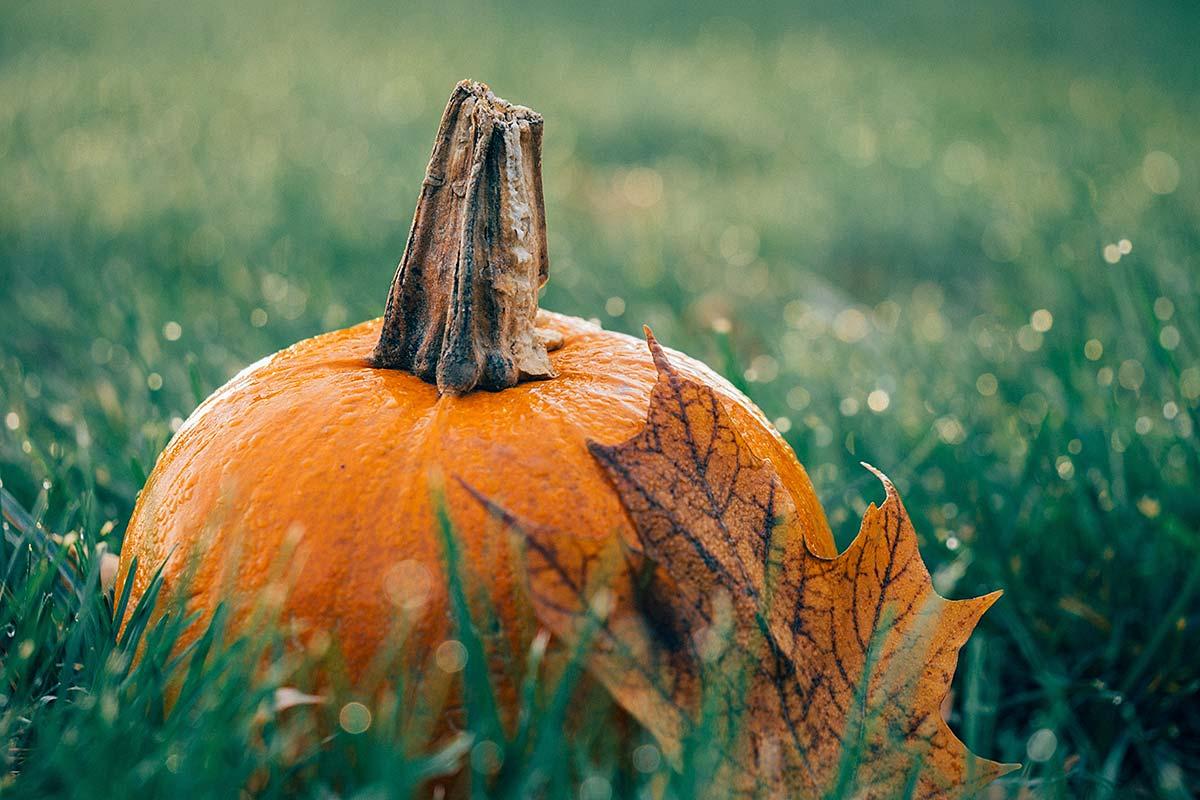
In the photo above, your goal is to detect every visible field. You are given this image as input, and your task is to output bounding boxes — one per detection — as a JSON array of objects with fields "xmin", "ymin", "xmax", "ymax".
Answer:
[{"xmin": 2, "ymin": 1, "xmax": 1198, "ymax": 797}]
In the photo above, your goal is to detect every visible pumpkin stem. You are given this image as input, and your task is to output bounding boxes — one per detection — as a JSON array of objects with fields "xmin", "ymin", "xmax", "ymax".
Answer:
[{"xmin": 371, "ymin": 79, "xmax": 560, "ymax": 395}]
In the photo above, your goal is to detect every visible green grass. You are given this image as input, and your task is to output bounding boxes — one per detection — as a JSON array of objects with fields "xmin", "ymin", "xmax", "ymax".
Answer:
[
  {"xmin": 2, "ymin": 0, "xmax": 1199, "ymax": 796},
  {"xmin": 0, "ymin": 484, "xmax": 624, "ymax": 798}
]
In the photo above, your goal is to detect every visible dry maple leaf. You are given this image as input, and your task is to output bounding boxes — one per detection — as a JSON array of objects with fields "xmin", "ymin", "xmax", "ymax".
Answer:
[{"xmin": 468, "ymin": 329, "xmax": 1017, "ymax": 799}]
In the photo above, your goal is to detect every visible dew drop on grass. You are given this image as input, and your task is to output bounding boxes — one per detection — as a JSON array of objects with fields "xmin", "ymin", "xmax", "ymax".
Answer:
[
  {"xmin": 384, "ymin": 559, "xmax": 434, "ymax": 611},
  {"xmin": 1154, "ymin": 296, "xmax": 1175, "ymax": 321},
  {"xmin": 786, "ymin": 386, "xmax": 810, "ymax": 410},
  {"xmin": 1142, "ymin": 151, "xmax": 1180, "ymax": 194},
  {"xmin": 1056, "ymin": 457, "xmax": 1075, "ymax": 480},
  {"xmin": 1118, "ymin": 360, "xmax": 1145, "ymax": 391},
  {"xmin": 435, "ymin": 640, "xmax": 467, "ymax": 673},
  {"xmin": 338, "ymin": 701, "xmax": 371, "ymax": 734},
  {"xmin": 1016, "ymin": 325, "xmax": 1043, "ymax": 352},
  {"xmin": 632, "ymin": 743, "xmax": 661, "ymax": 773},
  {"xmin": 471, "ymin": 739, "xmax": 503, "ymax": 776},
  {"xmin": 1026, "ymin": 728, "xmax": 1057, "ymax": 762},
  {"xmin": 578, "ymin": 775, "xmax": 612, "ymax": 800}
]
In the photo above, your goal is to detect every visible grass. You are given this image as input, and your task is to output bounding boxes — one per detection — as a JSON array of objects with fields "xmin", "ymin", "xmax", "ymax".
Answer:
[{"xmin": 2, "ymin": 0, "xmax": 1199, "ymax": 796}]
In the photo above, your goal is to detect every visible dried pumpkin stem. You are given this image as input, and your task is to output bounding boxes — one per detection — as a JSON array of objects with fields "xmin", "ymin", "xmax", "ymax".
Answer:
[{"xmin": 372, "ymin": 79, "xmax": 560, "ymax": 395}]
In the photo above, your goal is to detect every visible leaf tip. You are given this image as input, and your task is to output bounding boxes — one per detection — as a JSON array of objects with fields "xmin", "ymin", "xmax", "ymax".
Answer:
[
  {"xmin": 456, "ymin": 476, "xmax": 521, "ymax": 532},
  {"xmin": 585, "ymin": 438, "xmax": 617, "ymax": 467},
  {"xmin": 860, "ymin": 461, "xmax": 898, "ymax": 500},
  {"xmin": 973, "ymin": 589, "xmax": 1004, "ymax": 621},
  {"xmin": 979, "ymin": 588, "xmax": 1004, "ymax": 607},
  {"xmin": 642, "ymin": 325, "xmax": 673, "ymax": 375},
  {"xmin": 947, "ymin": 590, "xmax": 1004, "ymax": 636}
]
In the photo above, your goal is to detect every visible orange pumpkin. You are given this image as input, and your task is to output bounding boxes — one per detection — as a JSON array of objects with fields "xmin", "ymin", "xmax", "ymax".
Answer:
[{"xmin": 116, "ymin": 80, "xmax": 833, "ymax": 714}]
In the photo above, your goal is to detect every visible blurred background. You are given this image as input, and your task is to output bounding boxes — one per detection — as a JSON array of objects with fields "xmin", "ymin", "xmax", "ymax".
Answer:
[{"xmin": 2, "ymin": 0, "xmax": 1198, "ymax": 795}]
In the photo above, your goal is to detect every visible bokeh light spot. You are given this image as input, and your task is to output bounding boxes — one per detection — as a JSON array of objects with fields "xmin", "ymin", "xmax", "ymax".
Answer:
[
  {"xmin": 338, "ymin": 702, "xmax": 371, "ymax": 734},
  {"xmin": 632, "ymin": 743, "xmax": 661, "ymax": 773},
  {"xmin": 1026, "ymin": 728, "xmax": 1058, "ymax": 762},
  {"xmin": 1142, "ymin": 150, "xmax": 1180, "ymax": 194},
  {"xmin": 435, "ymin": 640, "xmax": 467, "ymax": 673}
]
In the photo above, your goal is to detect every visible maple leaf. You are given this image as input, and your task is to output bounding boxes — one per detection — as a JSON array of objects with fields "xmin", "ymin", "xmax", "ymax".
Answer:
[{"xmin": 468, "ymin": 329, "xmax": 1017, "ymax": 799}]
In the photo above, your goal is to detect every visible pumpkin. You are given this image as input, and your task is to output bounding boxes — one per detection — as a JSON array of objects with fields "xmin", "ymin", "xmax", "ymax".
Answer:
[{"xmin": 115, "ymin": 80, "xmax": 833, "ymax": 713}]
